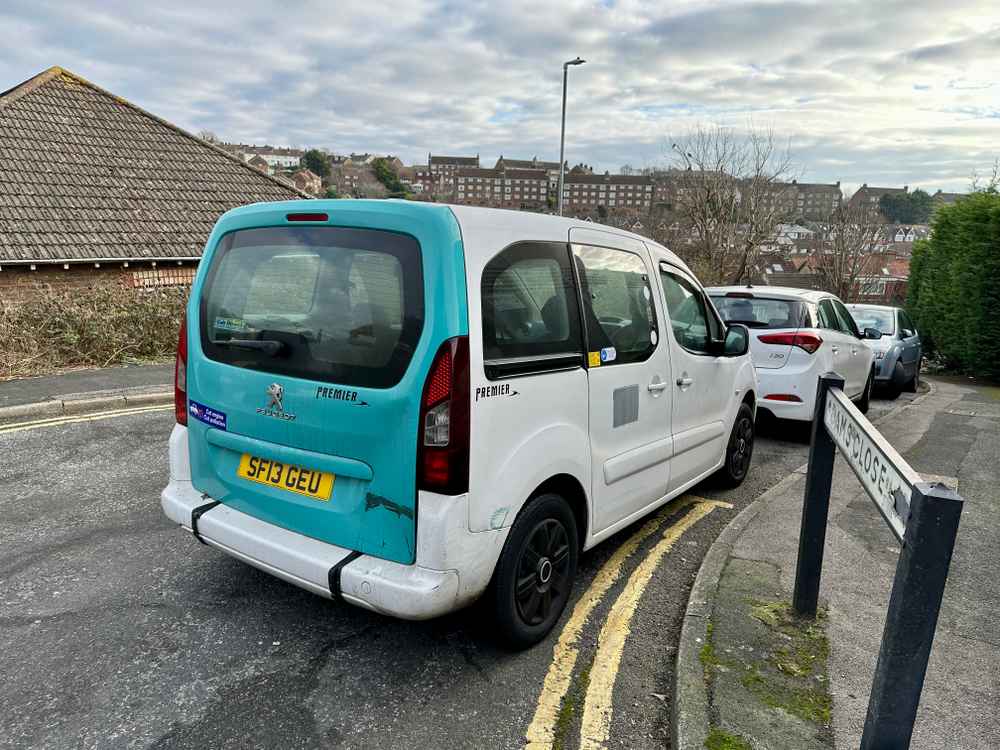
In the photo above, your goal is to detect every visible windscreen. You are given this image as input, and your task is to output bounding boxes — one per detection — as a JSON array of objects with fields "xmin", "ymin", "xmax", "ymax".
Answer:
[
  {"xmin": 710, "ymin": 295, "xmax": 810, "ymax": 329},
  {"xmin": 200, "ymin": 226, "xmax": 423, "ymax": 388},
  {"xmin": 850, "ymin": 307, "xmax": 895, "ymax": 335}
]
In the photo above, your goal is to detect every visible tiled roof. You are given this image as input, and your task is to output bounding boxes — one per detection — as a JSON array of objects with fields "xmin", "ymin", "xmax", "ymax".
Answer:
[
  {"xmin": 224, "ymin": 143, "xmax": 304, "ymax": 157},
  {"xmin": 495, "ymin": 156, "xmax": 560, "ymax": 171},
  {"xmin": 0, "ymin": 66, "xmax": 307, "ymax": 265},
  {"xmin": 430, "ymin": 154, "xmax": 479, "ymax": 166},
  {"xmin": 565, "ymin": 172, "xmax": 653, "ymax": 185}
]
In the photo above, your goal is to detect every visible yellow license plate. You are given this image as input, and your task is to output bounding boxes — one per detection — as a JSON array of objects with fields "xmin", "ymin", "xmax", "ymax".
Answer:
[{"xmin": 237, "ymin": 453, "xmax": 335, "ymax": 501}]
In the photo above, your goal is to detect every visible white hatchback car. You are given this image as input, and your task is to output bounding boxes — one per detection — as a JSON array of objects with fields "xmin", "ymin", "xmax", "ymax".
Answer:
[{"xmin": 707, "ymin": 286, "xmax": 878, "ymax": 421}]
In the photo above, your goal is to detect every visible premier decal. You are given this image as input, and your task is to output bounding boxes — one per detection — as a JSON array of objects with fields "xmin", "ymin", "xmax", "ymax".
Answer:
[
  {"xmin": 475, "ymin": 383, "xmax": 519, "ymax": 402},
  {"xmin": 315, "ymin": 386, "xmax": 369, "ymax": 406}
]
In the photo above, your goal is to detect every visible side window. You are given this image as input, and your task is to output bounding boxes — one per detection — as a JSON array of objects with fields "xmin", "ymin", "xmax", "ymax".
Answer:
[
  {"xmin": 572, "ymin": 244, "xmax": 657, "ymax": 365},
  {"xmin": 899, "ymin": 311, "xmax": 916, "ymax": 338},
  {"xmin": 481, "ymin": 242, "xmax": 583, "ymax": 377},
  {"xmin": 659, "ymin": 267, "xmax": 714, "ymax": 354},
  {"xmin": 831, "ymin": 300, "xmax": 859, "ymax": 336},
  {"xmin": 817, "ymin": 300, "xmax": 840, "ymax": 331}
]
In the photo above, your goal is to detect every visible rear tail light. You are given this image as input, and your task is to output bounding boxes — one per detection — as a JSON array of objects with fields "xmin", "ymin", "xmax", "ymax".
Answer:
[
  {"xmin": 418, "ymin": 337, "xmax": 470, "ymax": 494},
  {"xmin": 759, "ymin": 331, "xmax": 823, "ymax": 354},
  {"xmin": 175, "ymin": 316, "xmax": 188, "ymax": 425}
]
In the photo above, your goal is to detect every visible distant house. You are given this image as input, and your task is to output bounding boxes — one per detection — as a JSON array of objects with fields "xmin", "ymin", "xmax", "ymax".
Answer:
[
  {"xmin": 0, "ymin": 66, "xmax": 307, "ymax": 300},
  {"xmin": 226, "ymin": 143, "xmax": 304, "ymax": 169},
  {"xmin": 848, "ymin": 184, "xmax": 908, "ymax": 216},
  {"xmin": 931, "ymin": 190, "xmax": 964, "ymax": 215},
  {"xmin": 292, "ymin": 168, "xmax": 323, "ymax": 195},
  {"xmin": 247, "ymin": 154, "xmax": 271, "ymax": 174},
  {"xmin": 856, "ymin": 255, "xmax": 911, "ymax": 304}
]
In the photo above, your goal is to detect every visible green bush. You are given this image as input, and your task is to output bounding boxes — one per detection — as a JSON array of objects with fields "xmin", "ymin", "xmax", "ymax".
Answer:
[
  {"xmin": 0, "ymin": 283, "xmax": 186, "ymax": 378},
  {"xmin": 907, "ymin": 191, "xmax": 1000, "ymax": 379}
]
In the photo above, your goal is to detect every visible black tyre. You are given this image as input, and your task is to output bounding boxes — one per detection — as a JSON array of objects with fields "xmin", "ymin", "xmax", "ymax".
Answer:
[
  {"xmin": 490, "ymin": 493, "xmax": 578, "ymax": 649},
  {"xmin": 857, "ymin": 369, "xmax": 873, "ymax": 414},
  {"xmin": 715, "ymin": 402, "xmax": 754, "ymax": 488},
  {"xmin": 905, "ymin": 359, "xmax": 921, "ymax": 393}
]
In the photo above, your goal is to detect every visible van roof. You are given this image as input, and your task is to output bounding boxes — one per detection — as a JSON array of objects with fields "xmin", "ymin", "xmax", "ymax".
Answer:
[{"xmin": 212, "ymin": 199, "xmax": 690, "ymax": 275}]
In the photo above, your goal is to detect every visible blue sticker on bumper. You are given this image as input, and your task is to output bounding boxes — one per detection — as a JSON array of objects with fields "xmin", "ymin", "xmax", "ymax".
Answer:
[{"xmin": 189, "ymin": 400, "xmax": 227, "ymax": 430}]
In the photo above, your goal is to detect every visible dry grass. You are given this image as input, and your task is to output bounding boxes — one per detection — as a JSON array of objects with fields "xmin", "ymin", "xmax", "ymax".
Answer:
[{"xmin": 0, "ymin": 284, "xmax": 187, "ymax": 379}]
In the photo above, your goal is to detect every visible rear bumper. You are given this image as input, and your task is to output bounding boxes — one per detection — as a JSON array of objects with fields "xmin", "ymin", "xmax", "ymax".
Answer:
[
  {"xmin": 161, "ymin": 425, "xmax": 506, "ymax": 621},
  {"xmin": 754, "ymin": 368, "xmax": 817, "ymax": 421}
]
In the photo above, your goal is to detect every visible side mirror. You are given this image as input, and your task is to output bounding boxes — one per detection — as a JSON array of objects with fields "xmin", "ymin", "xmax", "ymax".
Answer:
[
  {"xmin": 863, "ymin": 327, "xmax": 882, "ymax": 340},
  {"xmin": 723, "ymin": 323, "xmax": 750, "ymax": 356}
]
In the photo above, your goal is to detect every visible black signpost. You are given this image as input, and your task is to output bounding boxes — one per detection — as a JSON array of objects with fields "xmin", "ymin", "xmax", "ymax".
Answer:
[{"xmin": 792, "ymin": 372, "xmax": 964, "ymax": 750}]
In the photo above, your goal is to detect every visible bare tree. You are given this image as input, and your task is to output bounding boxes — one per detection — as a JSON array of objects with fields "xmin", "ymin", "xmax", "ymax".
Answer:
[
  {"xmin": 651, "ymin": 124, "xmax": 796, "ymax": 285},
  {"xmin": 970, "ymin": 158, "xmax": 999, "ymax": 193},
  {"xmin": 813, "ymin": 202, "xmax": 884, "ymax": 301}
]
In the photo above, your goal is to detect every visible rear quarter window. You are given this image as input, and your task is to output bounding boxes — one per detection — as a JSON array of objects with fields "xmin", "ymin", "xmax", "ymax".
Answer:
[
  {"xmin": 710, "ymin": 295, "xmax": 810, "ymax": 329},
  {"xmin": 200, "ymin": 226, "xmax": 423, "ymax": 388},
  {"xmin": 480, "ymin": 241, "xmax": 583, "ymax": 378}
]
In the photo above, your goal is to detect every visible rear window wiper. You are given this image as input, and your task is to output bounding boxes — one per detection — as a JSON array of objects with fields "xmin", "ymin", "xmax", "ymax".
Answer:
[
  {"xmin": 215, "ymin": 339, "xmax": 286, "ymax": 356},
  {"xmin": 725, "ymin": 319, "xmax": 769, "ymax": 328}
]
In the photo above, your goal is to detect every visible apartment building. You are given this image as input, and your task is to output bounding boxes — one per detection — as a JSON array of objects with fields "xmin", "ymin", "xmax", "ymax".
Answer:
[
  {"xmin": 495, "ymin": 156, "xmax": 562, "ymax": 192},
  {"xmin": 413, "ymin": 153, "xmax": 481, "ymax": 194},
  {"xmin": 454, "ymin": 165, "xmax": 549, "ymax": 210},
  {"xmin": 563, "ymin": 172, "xmax": 654, "ymax": 213}
]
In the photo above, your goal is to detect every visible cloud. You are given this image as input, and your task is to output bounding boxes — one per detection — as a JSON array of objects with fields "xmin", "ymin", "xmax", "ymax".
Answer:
[{"xmin": 1, "ymin": 0, "xmax": 997, "ymax": 191}]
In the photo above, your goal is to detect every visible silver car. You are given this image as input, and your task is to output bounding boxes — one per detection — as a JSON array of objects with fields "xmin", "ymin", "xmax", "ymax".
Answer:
[{"xmin": 847, "ymin": 304, "xmax": 922, "ymax": 395}]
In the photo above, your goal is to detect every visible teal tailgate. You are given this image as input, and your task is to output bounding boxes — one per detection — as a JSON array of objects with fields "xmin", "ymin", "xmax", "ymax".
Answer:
[{"xmin": 185, "ymin": 200, "xmax": 468, "ymax": 565}]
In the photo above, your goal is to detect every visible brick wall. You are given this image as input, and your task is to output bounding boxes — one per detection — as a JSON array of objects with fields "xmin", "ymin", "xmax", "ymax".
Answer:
[{"xmin": 0, "ymin": 263, "xmax": 197, "ymax": 306}]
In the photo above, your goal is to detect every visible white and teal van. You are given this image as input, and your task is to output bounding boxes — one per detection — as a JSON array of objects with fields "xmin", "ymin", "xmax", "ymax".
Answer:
[{"xmin": 162, "ymin": 200, "xmax": 757, "ymax": 647}]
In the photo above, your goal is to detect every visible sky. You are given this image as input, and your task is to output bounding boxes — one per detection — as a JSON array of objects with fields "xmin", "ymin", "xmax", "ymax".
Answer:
[{"xmin": 2, "ymin": 0, "xmax": 997, "ymax": 194}]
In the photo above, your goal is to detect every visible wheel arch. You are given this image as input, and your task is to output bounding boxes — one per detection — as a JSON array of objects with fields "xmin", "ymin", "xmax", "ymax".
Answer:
[{"xmin": 527, "ymin": 473, "xmax": 589, "ymax": 550}]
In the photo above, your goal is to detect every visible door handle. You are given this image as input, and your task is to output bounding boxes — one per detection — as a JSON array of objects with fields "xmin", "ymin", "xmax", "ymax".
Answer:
[
  {"xmin": 675, "ymin": 376, "xmax": 693, "ymax": 387},
  {"xmin": 648, "ymin": 380, "xmax": 668, "ymax": 392},
  {"xmin": 831, "ymin": 346, "xmax": 840, "ymax": 354}
]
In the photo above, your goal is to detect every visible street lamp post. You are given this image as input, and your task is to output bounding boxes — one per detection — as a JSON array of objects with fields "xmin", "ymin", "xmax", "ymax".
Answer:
[{"xmin": 557, "ymin": 57, "xmax": 586, "ymax": 216}]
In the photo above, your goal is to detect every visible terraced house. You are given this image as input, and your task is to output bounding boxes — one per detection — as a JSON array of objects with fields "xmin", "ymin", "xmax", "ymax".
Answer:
[{"xmin": 0, "ymin": 66, "xmax": 306, "ymax": 302}]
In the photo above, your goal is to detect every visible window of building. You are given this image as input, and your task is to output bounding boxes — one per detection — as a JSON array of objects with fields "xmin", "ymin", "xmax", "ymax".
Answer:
[{"xmin": 572, "ymin": 244, "xmax": 657, "ymax": 365}]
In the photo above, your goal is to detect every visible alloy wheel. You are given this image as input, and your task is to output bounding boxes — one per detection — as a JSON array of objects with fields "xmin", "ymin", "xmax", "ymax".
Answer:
[
  {"xmin": 515, "ymin": 519, "xmax": 571, "ymax": 626},
  {"xmin": 729, "ymin": 415, "xmax": 754, "ymax": 478}
]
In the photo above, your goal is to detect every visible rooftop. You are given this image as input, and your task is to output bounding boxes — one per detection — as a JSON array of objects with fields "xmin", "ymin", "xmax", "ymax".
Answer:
[{"xmin": 0, "ymin": 66, "xmax": 306, "ymax": 265}]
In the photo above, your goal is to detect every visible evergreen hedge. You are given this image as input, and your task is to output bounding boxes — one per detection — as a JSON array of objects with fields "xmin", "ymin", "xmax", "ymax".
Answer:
[{"xmin": 907, "ymin": 191, "xmax": 1000, "ymax": 379}]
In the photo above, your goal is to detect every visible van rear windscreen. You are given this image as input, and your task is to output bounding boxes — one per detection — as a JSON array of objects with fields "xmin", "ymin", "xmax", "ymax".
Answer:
[{"xmin": 200, "ymin": 226, "xmax": 424, "ymax": 388}]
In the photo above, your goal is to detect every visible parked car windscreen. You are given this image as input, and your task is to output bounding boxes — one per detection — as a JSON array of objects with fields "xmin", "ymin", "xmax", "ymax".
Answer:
[
  {"xmin": 199, "ymin": 226, "xmax": 424, "ymax": 388},
  {"xmin": 849, "ymin": 306, "xmax": 895, "ymax": 335},
  {"xmin": 709, "ymin": 295, "xmax": 810, "ymax": 329}
]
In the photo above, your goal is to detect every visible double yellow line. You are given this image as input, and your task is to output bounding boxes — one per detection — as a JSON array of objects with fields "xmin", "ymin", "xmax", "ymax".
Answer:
[
  {"xmin": 0, "ymin": 404, "xmax": 173, "ymax": 435},
  {"xmin": 526, "ymin": 496, "xmax": 732, "ymax": 750}
]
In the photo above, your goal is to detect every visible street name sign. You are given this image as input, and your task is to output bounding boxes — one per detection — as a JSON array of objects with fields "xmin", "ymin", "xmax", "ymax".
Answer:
[
  {"xmin": 823, "ymin": 387, "xmax": 921, "ymax": 542},
  {"xmin": 794, "ymin": 372, "xmax": 964, "ymax": 750}
]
